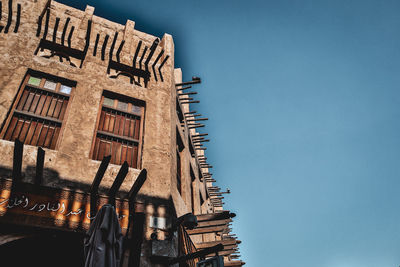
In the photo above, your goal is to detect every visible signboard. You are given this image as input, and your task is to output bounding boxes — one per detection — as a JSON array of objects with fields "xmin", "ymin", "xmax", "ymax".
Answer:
[{"xmin": 0, "ymin": 178, "xmax": 130, "ymax": 233}]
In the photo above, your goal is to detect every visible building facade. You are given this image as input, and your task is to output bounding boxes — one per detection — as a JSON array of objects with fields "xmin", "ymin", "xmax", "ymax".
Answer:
[{"xmin": 0, "ymin": 0, "xmax": 243, "ymax": 266}]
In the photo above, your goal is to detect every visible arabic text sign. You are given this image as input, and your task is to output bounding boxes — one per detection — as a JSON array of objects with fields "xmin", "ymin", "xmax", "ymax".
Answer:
[{"xmin": 0, "ymin": 180, "xmax": 130, "ymax": 232}]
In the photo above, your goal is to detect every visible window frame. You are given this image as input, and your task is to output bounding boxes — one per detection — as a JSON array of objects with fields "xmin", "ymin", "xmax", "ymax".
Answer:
[
  {"xmin": 0, "ymin": 70, "xmax": 75, "ymax": 150},
  {"xmin": 90, "ymin": 91, "xmax": 145, "ymax": 169}
]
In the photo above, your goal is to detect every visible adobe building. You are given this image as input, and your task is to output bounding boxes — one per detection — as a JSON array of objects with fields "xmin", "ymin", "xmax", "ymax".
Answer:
[{"xmin": 0, "ymin": 0, "xmax": 244, "ymax": 266}]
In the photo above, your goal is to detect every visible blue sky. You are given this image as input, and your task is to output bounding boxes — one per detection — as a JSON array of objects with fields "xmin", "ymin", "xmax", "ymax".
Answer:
[{"xmin": 60, "ymin": 0, "xmax": 400, "ymax": 266}]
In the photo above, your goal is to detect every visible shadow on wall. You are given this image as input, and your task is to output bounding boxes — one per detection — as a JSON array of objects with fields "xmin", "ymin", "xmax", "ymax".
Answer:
[
  {"xmin": 0, "ymin": 164, "xmax": 177, "ymax": 231},
  {"xmin": 0, "ymin": 164, "xmax": 127, "ymax": 196},
  {"xmin": 0, "ymin": 163, "xmax": 179, "ymax": 266}
]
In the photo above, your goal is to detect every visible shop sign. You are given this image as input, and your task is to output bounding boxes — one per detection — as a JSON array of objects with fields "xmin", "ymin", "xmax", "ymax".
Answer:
[{"xmin": 0, "ymin": 179, "xmax": 130, "ymax": 233}]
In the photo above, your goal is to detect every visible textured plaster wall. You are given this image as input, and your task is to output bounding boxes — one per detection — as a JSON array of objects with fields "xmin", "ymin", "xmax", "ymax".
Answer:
[{"xmin": 0, "ymin": 0, "xmax": 175, "ymax": 201}]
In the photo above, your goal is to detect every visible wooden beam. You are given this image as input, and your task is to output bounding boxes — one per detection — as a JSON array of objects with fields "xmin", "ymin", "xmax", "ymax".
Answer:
[
  {"xmin": 206, "ymin": 249, "xmax": 236, "ymax": 257},
  {"xmin": 91, "ymin": 155, "xmax": 111, "ymax": 192},
  {"xmin": 224, "ymin": 261, "xmax": 246, "ymax": 266},
  {"xmin": 127, "ymin": 168, "xmax": 147, "ymax": 203},
  {"xmin": 194, "ymin": 239, "xmax": 240, "ymax": 249},
  {"xmin": 197, "ymin": 218, "xmax": 232, "ymax": 228},
  {"xmin": 186, "ymin": 225, "xmax": 227, "ymax": 235},
  {"xmin": 196, "ymin": 211, "xmax": 235, "ymax": 222},
  {"xmin": 168, "ymin": 244, "xmax": 223, "ymax": 265},
  {"xmin": 127, "ymin": 210, "xmax": 146, "ymax": 267},
  {"xmin": 90, "ymin": 155, "xmax": 111, "ymax": 218},
  {"xmin": 221, "ymin": 244, "xmax": 238, "ymax": 250},
  {"xmin": 108, "ymin": 161, "xmax": 129, "ymax": 202}
]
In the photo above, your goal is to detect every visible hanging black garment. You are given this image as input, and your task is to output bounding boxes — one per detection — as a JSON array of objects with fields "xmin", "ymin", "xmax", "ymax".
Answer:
[{"xmin": 84, "ymin": 204, "xmax": 123, "ymax": 267}]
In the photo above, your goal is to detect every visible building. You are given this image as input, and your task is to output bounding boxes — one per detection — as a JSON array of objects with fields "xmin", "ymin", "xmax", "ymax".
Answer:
[{"xmin": 0, "ymin": 0, "xmax": 244, "ymax": 266}]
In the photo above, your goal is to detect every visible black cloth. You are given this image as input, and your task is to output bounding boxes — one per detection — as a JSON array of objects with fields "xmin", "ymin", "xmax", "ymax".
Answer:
[{"xmin": 84, "ymin": 204, "xmax": 123, "ymax": 267}]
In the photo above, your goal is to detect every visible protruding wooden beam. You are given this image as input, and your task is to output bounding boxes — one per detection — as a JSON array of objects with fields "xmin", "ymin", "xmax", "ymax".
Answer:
[
  {"xmin": 181, "ymin": 100, "xmax": 200, "ymax": 104},
  {"xmin": 194, "ymin": 139, "xmax": 210, "ymax": 143},
  {"xmin": 175, "ymin": 77, "xmax": 201, "ymax": 87},
  {"xmin": 187, "ymin": 118, "xmax": 208, "ymax": 122},
  {"xmin": 167, "ymin": 244, "xmax": 223, "ymax": 265},
  {"xmin": 176, "ymin": 85, "xmax": 192, "ymax": 92},
  {"xmin": 90, "ymin": 155, "xmax": 111, "ymax": 218},
  {"xmin": 193, "ymin": 133, "xmax": 208, "ymax": 137},
  {"xmin": 207, "ymin": 249, "xmax": 237, "ymax": 257},
  {"xmin": 108, "ymin": 161, "xmax": 129, "ymax": 204},
  {"xmin": 194, "ymin": 141, "xmax": 207, "ymax": 146},
  {"xmin": 127, "ymin": 169, "xmax": 147, "ymax": 204},
  {"xmin": 196, "ymin": 218, "xmax": 232, "ymax": 228},
  {"xmin": 196, "ymin": 211, "xmax": 235, "ymax": 222},
  {"xmin": 179, "ymin": 92, "xmax": 197, "ymax": 96},
  {"xmin": 224, "ymin": 260, "xmax": 246, "ymax": 266},
  {"xmin": 186, "ymin": 225, "xmax": 227, "ymax": 235},
  {"xmin": 179, "ymin": 97, "xmax": 194, "ymax": 101},
  {"xmin": 210, "ymin": 196, "xmax": 224, "ymax": 200},
  {"xmin": 194, "ymin": 239, "xmax": 240, "ymax": 249},
  {"xmin": 91, "ymin": 156, "xmax": 110, "ymax": 192},
  {"xmin": 221, "ymin": 244, "xmax": 238, "ymax": 250}
]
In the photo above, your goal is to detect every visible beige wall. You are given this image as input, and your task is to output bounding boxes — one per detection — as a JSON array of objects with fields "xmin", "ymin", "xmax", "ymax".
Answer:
[{"xmin": 0, "ymin": 0, "xmax": 175, "ymax": 202}]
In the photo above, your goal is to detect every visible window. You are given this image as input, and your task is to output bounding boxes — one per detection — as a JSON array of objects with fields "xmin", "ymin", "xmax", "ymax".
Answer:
[
  {"xmin": 0, "ymin": 71, "xmax": 75, "ymax": 149},
  {"xmin": 92, "ymin": 91, "xmax": 145, "ymax": 168}
]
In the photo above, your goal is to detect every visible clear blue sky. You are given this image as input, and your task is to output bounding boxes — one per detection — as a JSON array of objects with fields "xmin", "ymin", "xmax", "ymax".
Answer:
[{"xmin": 60, "ymin": 1, "xmax": 400, "ymax": 266}]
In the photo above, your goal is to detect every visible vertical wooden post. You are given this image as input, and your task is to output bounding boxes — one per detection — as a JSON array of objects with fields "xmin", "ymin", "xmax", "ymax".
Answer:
[
  {"xmin": 90, "ymin": 155, "xmax": 111, "ymax": 220},
  {"xmin": 108, "ymin": 161, "xmax": 129, "ymax": 206},
  {"xmin": 128, "ymin": 203, "xmax": 146, "ymax": 267},
  {"xmin": 12, "ymin": 139, "xmax": 23, "ymax": 191},
  {"xmin": 35, "ymin": 147, "xmax": 45, "ymax": 186},
  {"xmin": 120, "ymin": 169, "xmax": 147, "ymax": 267}
]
